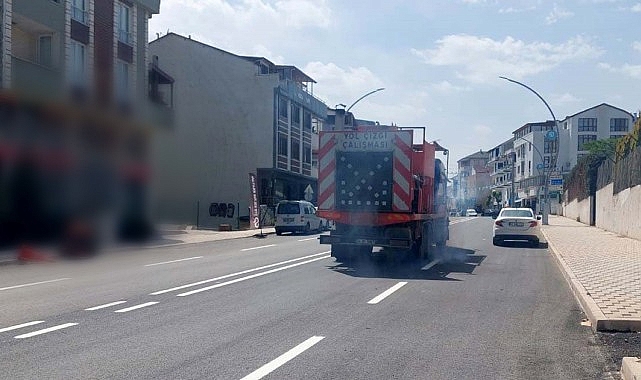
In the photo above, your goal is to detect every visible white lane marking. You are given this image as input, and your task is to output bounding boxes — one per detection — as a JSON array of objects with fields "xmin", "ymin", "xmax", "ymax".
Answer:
[
  {"xmin": 14, "ymin": 323, "xmax": 78, "ymax": 339},
  {"xmin": 150, "ymin": 252, "xmax": 330, "ymax": 295},
  {"xmin": 367, "ymin": 282, "xmax": 408, "ymax": 304},
  {"xmin": 177, "ymin": 255, "xmax": 330, "ymax": 297},
  {"xmin": 297, "ymin": 237, "xmax": 318, "ymax": 242},
  {"xmin": 144, "ymin": 256, "xmax": 203, "ymax": 267},
  {"xmin": 240, "ymin": 336, "xmax": 325, "ymax": 380},
  {"xmin": 241, "ymin": 244, "xmax": 276, "ymax": 252},
  {"xmin": 114, "ymin": 302, "xmax": 158, "ymax": 313},
  {"xmin": 84, "ymin": 301, "xmax": 127, "ymax": 311},
  {"xmin": 0, "ymin": 321, "xmax": 45, "ymax": 333},
  {"xmin": 421, "ymin": 259, "xmax": 441, "ymax": 271},
  {"xmin": 0, "ymin": 278, "xmax": 71, "ymax": 292}
]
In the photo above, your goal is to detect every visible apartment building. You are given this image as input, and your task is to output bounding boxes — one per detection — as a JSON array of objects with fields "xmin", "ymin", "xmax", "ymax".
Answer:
[
  {"xmin": 0, "ymin": 0, "xmax": 162, "ymax": 244},
  {"xmin": 456, "ymin": 150, "xmax": 489, "ymax": 210},
  {"xmin": 149, "ymin": 33, "xmax": 327, "ymax": 229},
  {"xmin": 488, "ymin": 138, "xmax": 514, "ymax": 207},
  {"xmin": 558, "ymin": 103, "xmax": 636, "ymax": 168}
]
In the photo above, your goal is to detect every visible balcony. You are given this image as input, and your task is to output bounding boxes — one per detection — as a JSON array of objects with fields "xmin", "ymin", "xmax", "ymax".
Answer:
[{"xmin": 11, "ymin": 56, "xmax": 63, "ymax": 99}]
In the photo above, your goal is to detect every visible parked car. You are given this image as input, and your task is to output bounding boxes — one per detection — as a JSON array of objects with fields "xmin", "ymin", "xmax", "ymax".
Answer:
[
  {"xmin": 482, "ymin": 209, "xmax": 499, "ymax": 217},
  {"xmin": 274, "ymin": 200, "xmax": 324, "ymax": 235},
  {"xmin": 465, "ymin": 209, "xmax": 478, "ymax": 217},
  {"xmin": 492, "ymin": 207, "xmax": 542, "ymax": 247}
]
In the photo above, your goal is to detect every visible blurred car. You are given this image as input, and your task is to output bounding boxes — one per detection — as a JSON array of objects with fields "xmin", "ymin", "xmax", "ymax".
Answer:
[
  {"xmin": 465, "ymin": 209, "xmax": 478, "ymax": 217},
  {"xmin": 492, "ymin": 207, "xmax": 542, "ymax": 247},
  {"xmin": 482, "ymin": 209, "xmax": 499, "ymax": 217}
]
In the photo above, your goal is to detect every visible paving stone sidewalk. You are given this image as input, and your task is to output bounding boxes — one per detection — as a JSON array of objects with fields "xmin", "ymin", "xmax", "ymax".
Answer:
[{"xmin": 541, "ymin": 215, "xmax": 641, "ymax": 332}]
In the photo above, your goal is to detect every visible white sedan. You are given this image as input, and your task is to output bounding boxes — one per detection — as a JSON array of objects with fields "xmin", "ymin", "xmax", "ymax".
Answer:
[
  {"xmin": 465, "ymin": 209, "xmax": 478, "ymax": 217},
  {"xmin": 492, "ymin": 207, "xmax": 542, "ymax": 247}
]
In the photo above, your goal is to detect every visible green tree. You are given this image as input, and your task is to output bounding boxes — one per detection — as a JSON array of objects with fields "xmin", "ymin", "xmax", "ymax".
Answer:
[{"xmin": 582, "ymin": 138, "xmax": 619, "ymax": 163}]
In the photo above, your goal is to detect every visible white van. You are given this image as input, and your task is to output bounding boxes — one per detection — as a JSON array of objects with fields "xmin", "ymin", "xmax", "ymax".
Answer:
[{"xmin": 275, "ymin": 200, "xmax": 323, "ymax": 235}]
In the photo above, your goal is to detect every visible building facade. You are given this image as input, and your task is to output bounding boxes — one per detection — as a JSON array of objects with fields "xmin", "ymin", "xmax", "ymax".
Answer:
[
  {"xmin": 488, "ymin": 138, "xmax": 514, "ymax": 208},
  {"xmin": 558, "ymin": 103, "xmax": 636, "ymax": 168},
  {"xmin": 0, "ymin": 0, "xmax": 161, "ymax": 245},
  {"xmin": 149, "ymin": 33, "xmax": 327, "ymax": 229},
  {"xmin": 456, "ymin": 150, "xmax": 489, "ymax": 210}
]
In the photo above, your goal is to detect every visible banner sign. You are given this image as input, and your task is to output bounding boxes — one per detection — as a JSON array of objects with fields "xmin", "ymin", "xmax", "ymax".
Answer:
[{"xmin": 249, "ymin": 173, "xmax": 260, "ymax": 229}]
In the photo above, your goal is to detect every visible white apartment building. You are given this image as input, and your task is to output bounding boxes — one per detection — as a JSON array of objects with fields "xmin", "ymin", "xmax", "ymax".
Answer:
[{"xmin": 488, "ymin": 138, "xmax": 514, "ymax": 207}]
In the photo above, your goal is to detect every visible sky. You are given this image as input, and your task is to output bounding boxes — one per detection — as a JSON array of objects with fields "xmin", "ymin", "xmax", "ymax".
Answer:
[{"xmin": 148, "ymin": 0, "xmax": 641, "ymax": 171}]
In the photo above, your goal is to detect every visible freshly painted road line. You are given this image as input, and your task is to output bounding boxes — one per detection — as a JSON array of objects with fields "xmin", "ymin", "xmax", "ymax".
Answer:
[
  {"xmin": 144, "ymin": 256, "xmax": 203, "ymax": 267},
  {"xmin": 0, "ymin": 321, "xmax": 45, "ymax": 333},
  {"xmin": 297, "ymin": 237, "xmax": 318, "ymax": 242},
  {"xmin": 367, "ymin": 282, "xmax": 408, "ymax": 304},
  {"xmin": 14, "ymin": 323, "xmax": 78, "ymax": 339},
  {"xmin": 114, "ymin": 302, "xmax": 158, "ymax": 313},
  {"xmin": 0, "ymin": 278, "xmax": 71, "ymax": 292},
  {"xmin": 421, "ymin": 259, "xmax": 441, "ymax": 271},
  {"xmin": 150, "ymin": 252, "xmax": 330, "ymax": 295},
  {"xmin": 240, "ymin": 336, "xmax": 325, "ymax": 380},
  {"xmin": 240, "ymin": 244, "xmax": 276, "ymax": 251},
  {"xmin": 84, "ymin": 301, "xmax": 127, "ymax": 311},
  {"xmin": 177, "ymin": 255, "xmax": 331, "ymax": 297}
]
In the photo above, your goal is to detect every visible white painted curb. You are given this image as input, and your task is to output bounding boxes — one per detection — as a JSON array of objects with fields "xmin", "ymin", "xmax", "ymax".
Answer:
[{"xmin": 621, "ymin": 357, "xmax": 641, "ymax": 380}]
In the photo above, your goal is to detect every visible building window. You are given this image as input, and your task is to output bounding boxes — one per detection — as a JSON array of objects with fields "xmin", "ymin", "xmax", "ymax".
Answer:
[
  {"xmin": 38, "ymin": 35, "xmax": 53, "ymax": 67},
  {"xmin": 279, "ymin": 98, "xmax": 288, "ymax": 119},
  {"xmin": 72, "ymin": 0, "xmax": 87, "ymax": 24},
  {"xmin": 577, "ymin": 134, "xmax": 597, "ymax": 151},
  {"xmin": 610, "ymin": 135, "xmax": 623, "ymax": 139},
  {"xmin": 303, "ymin": 144, "xmax": 311, "ymax": 164},
  {"xmin": 544, "ymin": 156, "xmax": 550, "ymax": 168},
  {"xmin": 610, "ymin": 118, "xmax": 629, "ymax": 132},
  {"xmin": 117, "ymin": 2, "xmax": 132, "ymax": 45},
  {"xmin": 303, "ymin": 111, "xmax": 311, "ymax": 131},
  {"xmin": 278, "ymin": 134, "xmax": 288, "ymax": 156},
  {"xmin": 70, "ymin": 40, "xmax": 86, "ymax": 84},
  {"xmin": 544, "ymin": 140, "xmax": 558, "ymax": 154},
  {"xmin": 291, "ymin": 139, "xmax": 300, "ymax": 160},
  {"xmin": 578, "ymin": 118, "xmax": 597, "ymax": 132},
  {"xmin": 115, "ymin": 60, "xmax": 129, "ymax": 100},
  {"xmin": 291, "ymin": 104, "xmax": 301, "ymax": 125}
]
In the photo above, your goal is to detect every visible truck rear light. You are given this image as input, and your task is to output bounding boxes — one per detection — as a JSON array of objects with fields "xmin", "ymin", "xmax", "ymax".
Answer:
[
  {"xmin": 495, "ymin": 220, "xmax": 504, "ymax": 227},
  {"xmin": 529, "ymin": 221, "xmax": 538, "ymax": 227}
]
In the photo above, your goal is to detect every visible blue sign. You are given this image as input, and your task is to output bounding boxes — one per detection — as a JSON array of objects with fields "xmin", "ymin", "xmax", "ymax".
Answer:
[
  {"xmin": 536, "ymin": 163, "xmax": 544, "ymax": 170},
  {"xmin": 545, "ymin": 130, "xmax": 557, "ymax": 141},
  {"xmin": 550, "ymin": 178, "xmax": 563, "ymax": 186}
]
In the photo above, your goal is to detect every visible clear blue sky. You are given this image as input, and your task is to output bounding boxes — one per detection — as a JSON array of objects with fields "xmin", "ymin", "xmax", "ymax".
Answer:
[{"xmin": 149, "ymin": 0, "xmax": 641, "ymax": 169}]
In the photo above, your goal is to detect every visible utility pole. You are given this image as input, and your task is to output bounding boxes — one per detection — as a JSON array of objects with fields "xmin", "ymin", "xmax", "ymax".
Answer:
[{"xmin": 510, "ymin": 152, "xmax": 516, "ymax": 207}]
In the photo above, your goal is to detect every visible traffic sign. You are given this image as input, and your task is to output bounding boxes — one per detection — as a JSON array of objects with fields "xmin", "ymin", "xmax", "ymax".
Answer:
[
  {"xmin": 536, "ymin": 163, "xmax": 544, "ymax": 170},
  {"xmin": 545, "ymin": 130, "xmax": 557, "ymax": 141},
  {"xmin": 304, "ymin": 184, "xmax": 314, "ymax": 201},
  {"xmin": 549, "ymin": 178, "xmax": 563, "ymax": 186}
]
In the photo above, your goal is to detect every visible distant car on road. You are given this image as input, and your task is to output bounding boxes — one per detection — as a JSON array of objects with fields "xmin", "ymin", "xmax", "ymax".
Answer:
[
  {"xmin": 275, "ymin": 200, "xmax": 323, "ymax": 235},
  {"xmin": 465, "ymin": 209, "xmax": 478, "ymax": 217},
  {"xmin": 492, "ymin": 207, "xmax": 542, "ymax": 247},
  {"xmin": 482, "ymin": 209, "xmax": 499, "ymax": 217}
]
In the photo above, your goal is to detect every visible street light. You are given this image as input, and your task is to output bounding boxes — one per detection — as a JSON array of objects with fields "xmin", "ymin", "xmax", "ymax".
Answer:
[
  {"xmin": 346, "ymin": 88, "xmax": 385, "ymax": 112},
  {"xmin": 499, "ymin": 76, "xmax": 560, "ymax": 225}
]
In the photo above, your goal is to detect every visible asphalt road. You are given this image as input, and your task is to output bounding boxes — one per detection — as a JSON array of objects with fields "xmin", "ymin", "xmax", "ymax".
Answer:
[{"xmin": 0, "ymin": 218, "xmax": 618, "ymax": 379}]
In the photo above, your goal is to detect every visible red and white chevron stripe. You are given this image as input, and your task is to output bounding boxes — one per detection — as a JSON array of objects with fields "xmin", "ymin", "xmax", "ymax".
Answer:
[
  {"xmin": 317, "ymin": 133, "xmax": 336, "ymax": 210},
  {"xmin": 392, "ymin": 132, "xmax": 412, "ymax": 212}
]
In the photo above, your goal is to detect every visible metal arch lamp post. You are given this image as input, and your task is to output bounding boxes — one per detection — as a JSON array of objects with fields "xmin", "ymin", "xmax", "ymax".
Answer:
[
  {"xmin": 499, "ymin": 76, "xmax": 560, "ymax": 225},
  {"xmin": 346, "ymin": 88, "xmax": 385, "ymax": 112}
]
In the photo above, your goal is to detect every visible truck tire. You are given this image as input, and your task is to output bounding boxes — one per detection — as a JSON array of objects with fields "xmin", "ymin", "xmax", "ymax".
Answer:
[{"xmin": 331, "ymin": 245, "xmax": 350, "ymax": 261}]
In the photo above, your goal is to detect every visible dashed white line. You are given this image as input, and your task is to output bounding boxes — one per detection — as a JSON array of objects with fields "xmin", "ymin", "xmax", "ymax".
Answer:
[
  {"xmin": 367, "ymin": 282, "xmax": 408, "ymax": 304},
  {"xmin": 114, "ymin": 302, "xmax": 158, "ymax": 313},
  {"xmin": 241, "ymin": 244, "xmax": 276, "ymax": 251},
  {"xmin": 240, "ymin": 336, "xmax": 325, "ymax": 380},
  {"xmin": 0, "ymin": 278, "xmax": 71, "ymax": 292},
  {"xmin": 150, "ymin": 252, "xmax": 330, "ymax": 295},
  {"xmin": 14, "ymin": 323, "xmax": 78, "ymax": 339},
  {"xmin": 144, "ymin": 256, "xmax": 203, "ymax": 267},
  {"xmin": 0, "ymin": 321, "xmax": 45, "ymax": 333},
  {"xmin": 177, "ymin": 255, "xmax": 330, "ymax": 297},
  {"xmin": 297, "ymin": 237, "xmax": 318, "ymax": 242},
  {"xmin": 84, "ymin": 301, "xmax": 127, "ymax": 311}
]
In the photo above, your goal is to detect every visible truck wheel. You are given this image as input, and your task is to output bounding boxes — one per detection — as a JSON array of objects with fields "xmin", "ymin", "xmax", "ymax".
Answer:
[
  {"xmin": 276, "ymin": 229, "xmax": 283, "ymax": 236},
  {"xmin": 331, "ymin": 245, "xmax": 349, "ymax": 261}
]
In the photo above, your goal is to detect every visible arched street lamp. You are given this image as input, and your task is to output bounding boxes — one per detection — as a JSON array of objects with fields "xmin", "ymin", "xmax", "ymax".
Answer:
[
  {"xmin": 499, "ymin": 76, "xmax": 560, "ymax": 225},
  {"xmin": 346, "ymin": 88, "xmax": 385, "ymax": 112}
]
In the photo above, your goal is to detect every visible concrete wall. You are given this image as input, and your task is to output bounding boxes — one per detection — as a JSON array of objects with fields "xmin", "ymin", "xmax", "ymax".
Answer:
[
  {"xmin": 596, "ymin": 183, "xmax": 641, "ymax": 240},
  {"xmin": 149, "ymin": 34, "xmax": 276, "ymax": 229},
  {"xmin": 562, "ymin": 196, "xmax": 592, "ymax": 224}
]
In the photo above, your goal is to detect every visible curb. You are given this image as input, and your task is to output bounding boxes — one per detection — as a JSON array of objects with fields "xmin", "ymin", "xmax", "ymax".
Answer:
[{"xmin": 621, "ymin": 357, "xmax": 641, "ymax": 380}]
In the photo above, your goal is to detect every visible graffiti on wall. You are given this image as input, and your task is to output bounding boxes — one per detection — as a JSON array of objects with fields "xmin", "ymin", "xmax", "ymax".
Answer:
[{"xmin": 209, "ymin": 203, "xmax": 236, "ymax": 218}]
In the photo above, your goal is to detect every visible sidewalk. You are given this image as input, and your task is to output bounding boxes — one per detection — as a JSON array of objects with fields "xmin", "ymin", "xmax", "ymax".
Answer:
[
  {"xmin": 541, "ymin": 216, "xmax": 641, "ymax": 332},
  {"xmin": 0, "ymin": 226, "xmax": 276, "ymax": 265}
]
